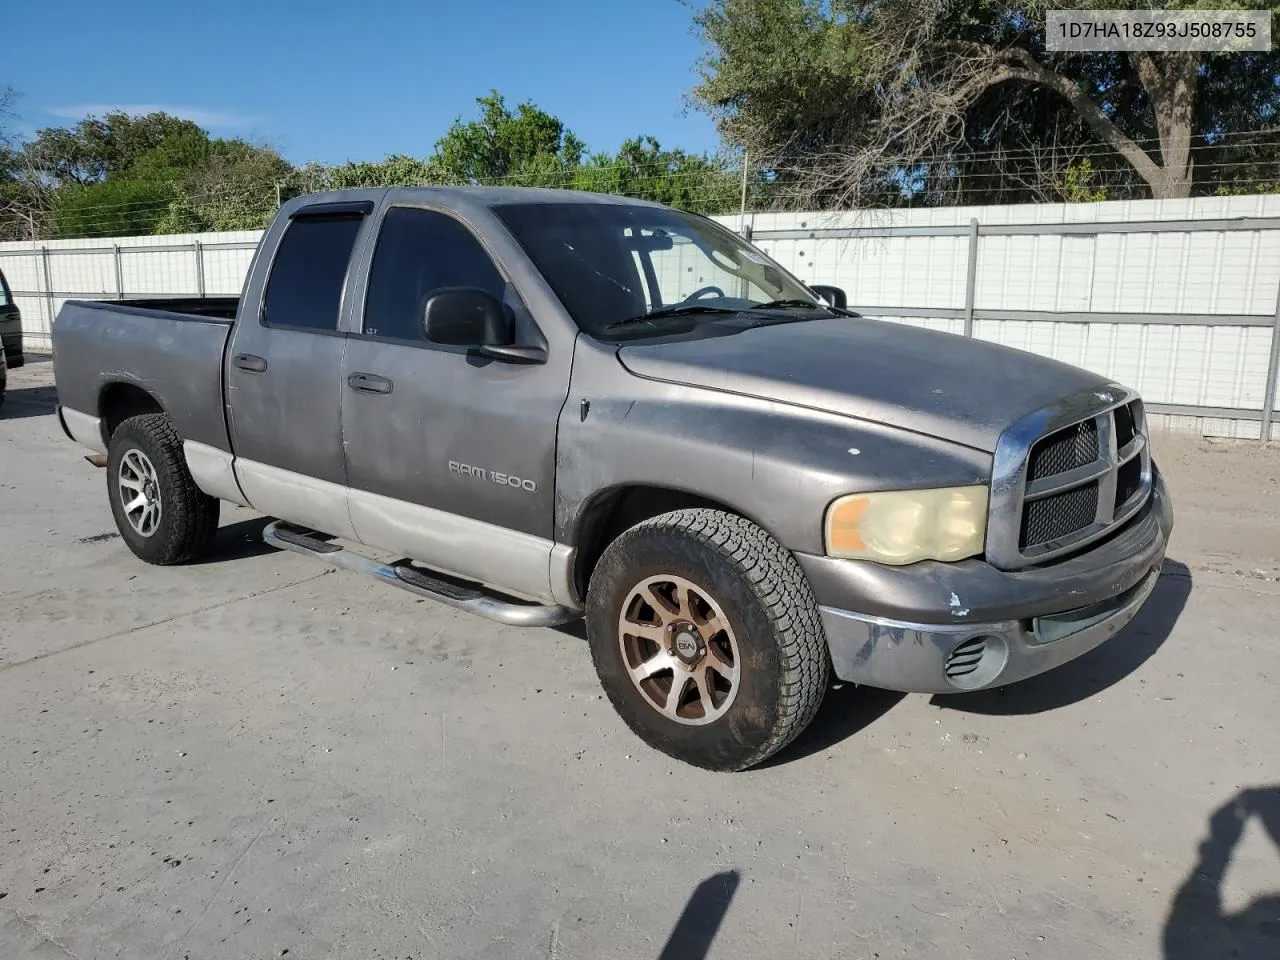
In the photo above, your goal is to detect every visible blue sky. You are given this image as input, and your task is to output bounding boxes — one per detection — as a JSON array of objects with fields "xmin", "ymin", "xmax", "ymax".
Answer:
[{"xmin": 5, "ymin": 0, "xmax": 722, "ymax": 164}]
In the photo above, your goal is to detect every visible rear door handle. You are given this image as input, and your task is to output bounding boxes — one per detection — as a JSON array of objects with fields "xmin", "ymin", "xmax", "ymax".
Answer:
[
  {"xmin": 233, "ymin": 353, "xmax": 268, "ymax": 373},
  {"xmin": 347, "ymin": 372, "xmax": 394, "ymax": 395}
]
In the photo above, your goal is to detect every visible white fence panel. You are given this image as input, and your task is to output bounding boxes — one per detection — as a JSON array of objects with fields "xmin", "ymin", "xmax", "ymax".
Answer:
[
  {"xmin": 3, "ymin": 195, "xmax": 1278, "ymax": 438},
  {"xmin": 0, "ymin": 229, "xmax": 263, "ymax": 347},
  {"xmin": 717, "ymin": 194, "xmax": 1280, "ymax": 440}
]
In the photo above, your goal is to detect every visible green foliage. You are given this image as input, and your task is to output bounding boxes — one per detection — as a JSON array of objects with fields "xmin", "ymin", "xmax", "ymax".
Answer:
[
  {"xmin": 52, "ymin": 178, "xmax": 176, "ymax": 237},
  {"xmin": 3, "ymin": 92, "xmax": 742, "ymax": 239},
  {"xmin": 692, "ymin": 0, "xmax": 868, "ymax": 160},
  {"xmin": 293, "ymin": 154, "xmax": 461, "ymax": 192},
  {"xmin": 575, "ymin": 137, "xmax": 741, "ymax": 213},
  {"xmin": 26, "ymin": 111, "xmax": 205, "ymax": 186},
  {"xmin": 691, "ymin": 0, "xmax": 1280, "ymax": 205},
  {"xmin": 1061, "ymin": 159, "xmax": 1109, "ymax": 203},
  {"xmin": 433, "ymin": 91, "xmax": 585, "ymax": 183},
  {"xmin": 157, "ymin": 140, "xmax": 293, "ymax": 233},
  {"xmin": 289, "ymin": 94, "xmax": 742, "ymax": 215}
]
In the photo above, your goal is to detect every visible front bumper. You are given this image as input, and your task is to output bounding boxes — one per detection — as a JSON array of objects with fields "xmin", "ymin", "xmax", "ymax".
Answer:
[{"xmin": 799, "ymin": 469, "xmax": 1174, "ymax": 694}]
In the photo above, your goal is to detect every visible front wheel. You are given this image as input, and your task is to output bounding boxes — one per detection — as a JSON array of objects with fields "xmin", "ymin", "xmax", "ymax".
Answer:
[
  {"xmin": 585, "ymin": 508, "xmax": 830, "ymax": 771},
  {"xmin": 106, "ymin": 413, "xmax": 219, "ymax": 565}
]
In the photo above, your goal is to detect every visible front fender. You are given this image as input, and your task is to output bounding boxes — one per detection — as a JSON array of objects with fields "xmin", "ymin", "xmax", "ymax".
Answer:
[{"xmin": 556, "ymin": 346, "xmax": 992, "ymax": 555}]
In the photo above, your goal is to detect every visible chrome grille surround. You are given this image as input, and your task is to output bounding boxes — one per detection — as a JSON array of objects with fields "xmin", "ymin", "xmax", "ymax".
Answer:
[{"xmin": 986, "ymin": 384, "xmax": 1152, "ymax": 571}]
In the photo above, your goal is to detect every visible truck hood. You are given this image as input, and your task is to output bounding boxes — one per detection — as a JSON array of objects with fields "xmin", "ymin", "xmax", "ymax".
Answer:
[{"xmin": 616, "ymin": 317, "xmax": 1112, "ymax": 453}]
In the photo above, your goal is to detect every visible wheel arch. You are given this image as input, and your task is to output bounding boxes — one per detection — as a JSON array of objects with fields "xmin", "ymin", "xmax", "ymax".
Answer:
[
  {"xmin": 99, "ymin": 381, "xmax": 168, "ymax": 444},
  {"xmin": 570, "ymin": 484, "xmax": 780, "ymax": 599}
]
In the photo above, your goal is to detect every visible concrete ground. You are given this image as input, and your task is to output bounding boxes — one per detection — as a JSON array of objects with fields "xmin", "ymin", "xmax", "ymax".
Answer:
[{"xmin": 1, "ymin": 355, "xmax": 1277, "ymax": 960}]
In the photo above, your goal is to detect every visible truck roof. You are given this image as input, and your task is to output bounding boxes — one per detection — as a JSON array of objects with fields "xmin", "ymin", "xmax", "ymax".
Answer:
[{"xmin": 280, "ymin": 185, "xmax": 671, "ymax": 221}]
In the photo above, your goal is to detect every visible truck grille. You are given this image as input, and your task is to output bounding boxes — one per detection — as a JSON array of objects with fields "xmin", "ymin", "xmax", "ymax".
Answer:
[
  {"xmin": 1026, "ymin": 420, "xmax": 1099, "ymax": 482},
  {"xmin": 987, "ymin": 387, "xmax": 1152, "ymax": 570},
  {"xmin": 1019, "ymin": 482, "xmax": 1100, "ymax": 549}
]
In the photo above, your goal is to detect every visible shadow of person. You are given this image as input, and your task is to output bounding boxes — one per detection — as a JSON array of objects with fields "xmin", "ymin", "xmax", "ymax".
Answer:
[
  {"xmin": 657, "ymin": 870, "xmax": 741, "ymax": 960},
  {"xmin": 929, "ymin": 559, "xmax": 1192, "ymax": 716},
  {"xmin": 1163, "ymin": 786, "xmax": 1280, "ymax": 959}
]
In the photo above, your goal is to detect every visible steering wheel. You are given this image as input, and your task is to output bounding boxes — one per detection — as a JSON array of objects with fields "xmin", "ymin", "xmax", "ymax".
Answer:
[{"xmin": 684, "ymin": 285, "xmax": 726, "ymax": 302}]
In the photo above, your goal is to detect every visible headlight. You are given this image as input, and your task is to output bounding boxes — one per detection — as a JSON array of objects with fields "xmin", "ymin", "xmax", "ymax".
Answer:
[{"xmin": 824, "ymin": 486, "xmax": 988, "ymax": 565}]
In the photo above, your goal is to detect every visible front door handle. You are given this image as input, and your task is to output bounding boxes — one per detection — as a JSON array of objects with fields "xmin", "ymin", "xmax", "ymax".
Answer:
[
  {"xmin": 347, "ymin": 372, "xmax": 394, "ymax": 395},
  {"xmin": 233, "ymin": 353, "xmax": 268, "ymax": 373}
]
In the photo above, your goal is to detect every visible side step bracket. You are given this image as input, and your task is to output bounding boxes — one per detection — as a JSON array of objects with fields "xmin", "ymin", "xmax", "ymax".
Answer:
[{"xmin": 263, "ymin": 520, "xmax": 580, "ymax": 628}]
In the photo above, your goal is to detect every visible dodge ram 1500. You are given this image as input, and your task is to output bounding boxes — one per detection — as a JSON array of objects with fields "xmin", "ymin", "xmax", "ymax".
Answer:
[{"xmin": 52, "ymin": 187, "xmax": 1173, "ymax": 770}]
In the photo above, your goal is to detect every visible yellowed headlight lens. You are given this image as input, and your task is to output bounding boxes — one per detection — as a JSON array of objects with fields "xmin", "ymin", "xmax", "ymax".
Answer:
[{"xmin": 824, "ymin": 487, "xmax": 988, "ymax": 564}]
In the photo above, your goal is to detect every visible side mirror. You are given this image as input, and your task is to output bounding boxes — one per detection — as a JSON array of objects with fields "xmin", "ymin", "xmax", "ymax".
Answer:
[
  {"xmin": 423, "ymin": 287, "xmax": 512, "ymax": 347},
  {"xmin": 811, "ymin": 284, "xmax": 848, "ymax": 309}
]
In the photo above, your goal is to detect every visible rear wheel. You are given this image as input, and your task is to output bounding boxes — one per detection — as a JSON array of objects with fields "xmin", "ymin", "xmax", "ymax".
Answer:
[
  {"xmin": 106, "ymin": 413, "xmax": 219, "ymax": 565},
  {"xmin": 585, "ymin": 508, "xmax": 830, "ymax": 771}
]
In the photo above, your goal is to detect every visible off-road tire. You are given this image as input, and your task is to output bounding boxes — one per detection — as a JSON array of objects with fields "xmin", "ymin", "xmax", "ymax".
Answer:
[
  {"xmin": 586, "ymin": 508, "xmax": 830, "ymax": 771},
  {"xmin": 107, "ymin": 413, "xmax": 219, "ymax": 565}
]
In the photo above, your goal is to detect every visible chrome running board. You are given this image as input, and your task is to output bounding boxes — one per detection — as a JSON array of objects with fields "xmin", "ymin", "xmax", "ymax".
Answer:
[{"xmin": 263, "ymin": 520, "xmax": 579, "ymax": 628}]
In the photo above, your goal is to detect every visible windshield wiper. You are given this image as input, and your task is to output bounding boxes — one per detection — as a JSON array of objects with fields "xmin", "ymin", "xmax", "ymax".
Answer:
[
  {"xmin": 603, "ymin": 304, "xmax": 743, "ymax": 331},
  {"xmin": 750, "ymin": 298, "xmax": 859, "ymax": 316},
  {"xmin": 749, "ymin": 299, "xmax": 829, "ymax": 311},
  {"xmin": 752, "ymin": 299, "xmax": 855, "ymax": 317}
]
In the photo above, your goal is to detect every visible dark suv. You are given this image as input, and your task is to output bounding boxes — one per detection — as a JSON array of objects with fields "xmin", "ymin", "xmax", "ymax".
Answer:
[{"xmin": 1, "ymin": 267, "xmax": 22, "ymax": 367}]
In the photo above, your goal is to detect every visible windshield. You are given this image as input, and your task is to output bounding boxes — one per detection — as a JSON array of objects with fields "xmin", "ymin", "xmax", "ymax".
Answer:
[{"xmin": 491, "ymin": 201, "xmax": 824, "ymax": 338}]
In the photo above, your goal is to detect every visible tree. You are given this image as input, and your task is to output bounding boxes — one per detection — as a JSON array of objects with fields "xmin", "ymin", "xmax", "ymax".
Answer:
[
  {"xmin": 691, "ymin": 0, "xmax": 1280, "ymax": 206},
  {"xmin": 293, "ymin": 154, "xmax": 461, "ymax": 193},
  {"xmin": 51, "ymin": 178, "xmax": 176, "ymax": 237},
  {"xmin": 11, "ymin": 110, "xmax": 220, "ymax": 237},
  {"xmin": 3, "ymin": 107, "xmax": 294, "ymax": 237},
  {"xmin": 0, "ymin": 84, "xmax": 16, "ymax": 145},
  {"xmin": 23, "ymin": 111, "xmax": 205, "ymax": 187},
  {"xmin": 574, "ymin": 137, "xmax": 741, "ymax": 213},
  {"xmin": 287, "ymin": 94, "xmax": 742, "ymax": 214},
  {"xmin": 0, "ymin": 87, "xmax": 49, "ymax": 240},
  {"xmin": 157, "ymin": 139, "xmax": 293, "ymax": 233},
  {"xmin": 0, "ymin": 91, "xmax": 743, "ymax": 239},
  {"xmin": 432, "ymin": 91, "xmax": 586, "ymax": 183}
]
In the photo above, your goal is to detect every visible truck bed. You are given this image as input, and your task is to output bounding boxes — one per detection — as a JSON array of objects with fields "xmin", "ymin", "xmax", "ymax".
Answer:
[
  {"xmin": 97, "ymin": 296, "xmax": 240, "ymax": 320},
  {"xmin": 52, "ymin": 299, "xmax": 235, "ymax": 453}
]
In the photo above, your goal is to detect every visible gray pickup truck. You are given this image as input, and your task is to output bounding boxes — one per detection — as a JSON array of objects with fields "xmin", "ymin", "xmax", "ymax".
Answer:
[{"xmin": 52, "ymin": 187, "xmax": 1173, "ymax": 770}]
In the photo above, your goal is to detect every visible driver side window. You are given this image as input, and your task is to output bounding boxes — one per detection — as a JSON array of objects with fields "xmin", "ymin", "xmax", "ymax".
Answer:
[{"xmin": 363, "ymin": 207, "xmax": 507, "ymax": 342}]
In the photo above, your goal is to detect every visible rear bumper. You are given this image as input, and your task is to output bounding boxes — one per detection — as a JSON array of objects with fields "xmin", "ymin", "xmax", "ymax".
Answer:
[{"xmin": 800, "ymin": 469, "xmax": 1174, "ymax": 693}]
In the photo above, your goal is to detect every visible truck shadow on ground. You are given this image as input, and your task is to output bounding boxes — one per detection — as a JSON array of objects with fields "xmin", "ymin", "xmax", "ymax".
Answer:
[
  {"xmin": 1163, "ymin": 785, "xmax": 1280, "ymax": 959},
  {"xmin": 191, "ymin": 516, "xmax": 278, "ymax": 563},
  {"xmin": 657, "ymin": 870, "xmax": 740, "ymax": 960},
  {"xmin": 552, "ymin": 615, "xmax": 906, "ymax": 768},
  {"xmin": 558, "ymin": 563, "xmax": 1188, "ymax": 764},
  {"xmin": 760, "ymin": 685, "xmax": 906, "ymax": 767},
  {"xmin": 929, "ymin": 558, "xmax": 1192, "ymax": 716},
  {"xmin": 0, "ymin": 385, "xmax": 59, "ymax": 419}
]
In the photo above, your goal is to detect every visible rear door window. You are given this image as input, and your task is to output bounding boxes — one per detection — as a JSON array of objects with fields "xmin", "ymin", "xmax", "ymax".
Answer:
[{"xmin": 262, "ymin": 214, "xmax": 364, "ymax": 331}]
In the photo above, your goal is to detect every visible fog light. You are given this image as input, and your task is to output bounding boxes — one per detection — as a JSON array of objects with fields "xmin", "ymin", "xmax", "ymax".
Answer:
[{"xmin": 943, "ymin": 634, "xmax": 1009, "ymax": 691}]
